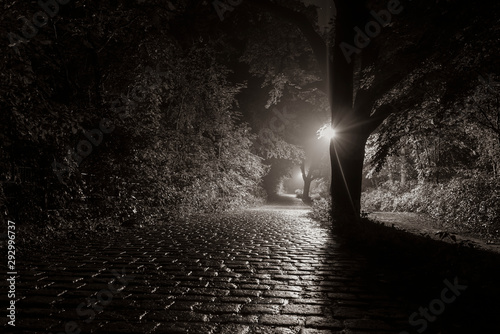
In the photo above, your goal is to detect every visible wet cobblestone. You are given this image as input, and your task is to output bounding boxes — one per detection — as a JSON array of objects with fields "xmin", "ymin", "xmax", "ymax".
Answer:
[{"xmin": 2, "ymin": 203, "xmax": 500, "ymax": 333}]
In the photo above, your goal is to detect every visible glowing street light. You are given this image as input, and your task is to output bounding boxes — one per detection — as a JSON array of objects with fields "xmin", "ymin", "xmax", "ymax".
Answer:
[
  {"xmin": 324, "ymin": 127, "xmax": 336, "ymax": 140},
  {"xmin": 317, "ymin": 124, "xmax": 336, "ymax": 140}
]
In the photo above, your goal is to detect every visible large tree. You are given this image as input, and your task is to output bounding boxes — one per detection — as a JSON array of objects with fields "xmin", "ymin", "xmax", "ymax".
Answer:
[{"xmin": 229, "ymin": 0, "xmax": 499, "ymax": 222}]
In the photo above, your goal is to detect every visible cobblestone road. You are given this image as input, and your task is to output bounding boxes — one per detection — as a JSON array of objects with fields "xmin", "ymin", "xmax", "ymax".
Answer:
[{"xmin": 2, "ymin": 196, "xmax": 499, "ymax": 333}]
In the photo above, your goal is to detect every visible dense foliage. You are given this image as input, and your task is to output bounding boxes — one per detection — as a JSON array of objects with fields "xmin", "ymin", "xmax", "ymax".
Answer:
[
  {"xmin": 363, "ymin": 72, "xmax": 500, "ymax": 240},
  {"xmin": 309, "ymin": 196, "xmax": 332, "ymax": 224},
  {"xmin": 0, "ymin": 1, "xmax": 266, "ymax": 231}
]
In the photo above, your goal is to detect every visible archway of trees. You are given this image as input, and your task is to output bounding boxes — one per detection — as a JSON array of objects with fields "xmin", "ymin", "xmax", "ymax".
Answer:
[{"xmin": 1, "ymin": 0, "xmax": 498, "ymax": 232}]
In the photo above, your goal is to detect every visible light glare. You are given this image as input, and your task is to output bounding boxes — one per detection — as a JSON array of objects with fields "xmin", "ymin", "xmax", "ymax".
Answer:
[
  {"xmin": 324, "ymin": 127, "xmax": 336, "ymax": 140},
  {"xmin": 318, "ymin": 124, "xmax": 337, "ymax": 140}
]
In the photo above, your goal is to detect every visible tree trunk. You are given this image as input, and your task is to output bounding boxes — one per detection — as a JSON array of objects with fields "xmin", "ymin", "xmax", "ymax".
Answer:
[
  {"xmin": 302, "ymin": 177, "xmax": 312, "ymax": 204},
  {"xmin": 330, "ymin": 131, "xmax": 368, "ymax": 222},
  {"xmin": 400, "ymin": 148, "xmax": 407, "ymax": 185},
  {"xmin": 401, "ymin": 164, "xmax": 406, "ymax": 185},
  {"xmin": 328, "ymin": 1, "xmax": 368, "ymax": 223}
]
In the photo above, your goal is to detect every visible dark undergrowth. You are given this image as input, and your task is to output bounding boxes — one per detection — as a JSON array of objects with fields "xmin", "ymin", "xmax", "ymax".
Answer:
[{"xmin": 1, "ymin": 218, "xmax": 124, "ymax": 256}]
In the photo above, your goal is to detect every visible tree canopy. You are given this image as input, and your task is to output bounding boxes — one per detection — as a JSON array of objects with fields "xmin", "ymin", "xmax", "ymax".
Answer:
[{"xmin": 1, "ymin": 0, "xmax": 498, "ymax": 231}]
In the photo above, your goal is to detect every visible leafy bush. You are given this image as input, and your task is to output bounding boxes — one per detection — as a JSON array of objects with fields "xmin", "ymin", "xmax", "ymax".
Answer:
[
  {"xmin": 1, "ymin": 34, "xmax": 267, "ymax": 236},
  {"xmin": 362, "ymin": 177, "xmax": 500, "ymax": 240},
  {"xmin": 438, "ymin": 176, "xmax": 500, "ymax": 237},
  {"xmin": 310, "ymin": 179, "xmax": 330, "ymax": 198},
  {"xmin": 310, "ymin": 197, "xmax": 332, "ymax": 224}
]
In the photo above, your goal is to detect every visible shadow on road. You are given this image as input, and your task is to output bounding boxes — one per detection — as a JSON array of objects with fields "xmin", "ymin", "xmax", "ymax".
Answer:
[{"xmin": 6, "ymin": 194, "xmax": 500, "ymax": 334}]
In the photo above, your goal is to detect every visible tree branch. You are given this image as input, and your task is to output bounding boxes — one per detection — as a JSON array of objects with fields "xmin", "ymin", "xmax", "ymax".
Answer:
[
  {"xmin": 366, "ymin": 104, "xmax": 397, "ymax": 134},
  {"xmin": 354, "ymin": 71, "xmax": 405, "ymax": 119}
]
